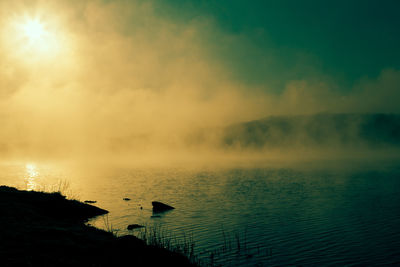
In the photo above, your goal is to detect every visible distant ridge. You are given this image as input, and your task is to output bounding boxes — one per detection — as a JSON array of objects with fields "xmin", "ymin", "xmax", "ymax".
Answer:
[{"xmin": 222, "ymin": 113, "xmax": 400, "ymax": 149}]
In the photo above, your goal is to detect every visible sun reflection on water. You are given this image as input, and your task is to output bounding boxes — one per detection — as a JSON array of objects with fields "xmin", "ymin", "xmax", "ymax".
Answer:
[{"xmin": 25, "ymin": 163, "xmax": 39, "ymax": 191}]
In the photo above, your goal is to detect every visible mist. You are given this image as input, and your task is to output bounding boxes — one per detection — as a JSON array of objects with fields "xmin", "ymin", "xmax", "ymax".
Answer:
[{"xmin": 1, "ymin": 0, "xmax": 400, "ymax": 164}]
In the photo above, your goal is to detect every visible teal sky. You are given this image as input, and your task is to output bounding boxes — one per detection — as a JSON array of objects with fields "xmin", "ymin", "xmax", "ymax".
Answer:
[{"xmin": 151, "ymin": 0, "xmax": 400, "ymax": 92}]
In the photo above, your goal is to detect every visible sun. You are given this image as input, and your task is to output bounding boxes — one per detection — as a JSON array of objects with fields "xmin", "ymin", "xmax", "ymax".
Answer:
[
  {"xmin": 20, "ymin": 18, "xmax": 50, "ymax": 51},
  {"xmin": 23, "ymin": 19, "xmax": 46, "ymax": 44},
  {"xmin": 2, "ymin": 10, "xmax": 72, "ymax": 65},
  {"xmin": 9, "ymin": 15, "xmax": 62, "ymax": 56}
]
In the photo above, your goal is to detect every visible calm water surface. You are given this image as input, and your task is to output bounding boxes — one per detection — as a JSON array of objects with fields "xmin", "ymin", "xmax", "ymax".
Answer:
[{"xmin": 1, "ymin": 160, "xmax": 400, "ymax": 266}]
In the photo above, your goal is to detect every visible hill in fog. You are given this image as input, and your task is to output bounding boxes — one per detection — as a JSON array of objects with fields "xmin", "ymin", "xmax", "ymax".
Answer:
[{"xmin": 218, "ymin": 113, "xmax": 400, "ymax": 149}]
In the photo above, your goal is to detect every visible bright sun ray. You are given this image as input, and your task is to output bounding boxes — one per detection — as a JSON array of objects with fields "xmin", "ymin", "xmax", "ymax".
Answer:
[
  {"xmin": 1, "ymin": 9, "xmax": 72, "ymax": 65},
  {"xmin": 19, "ymin": 17, "xmax": 50, "ymax": 51},
  {"xmin": 10, "ymin": 15, "xmax": 62, "ymax": 56},
  {"xmin": 23, "ymin": 19, "xmax": 46, "ymax": 43}
]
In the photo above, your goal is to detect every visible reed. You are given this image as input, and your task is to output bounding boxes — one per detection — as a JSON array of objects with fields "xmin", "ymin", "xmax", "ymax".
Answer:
[
  {"xmin": 26, "ymin": 179, "xmax": 80, "ymax": 200},
  {"xmin": 102, "ymin": 214, "xmax": 120, "ymax": 236},
  {"xmin": 129, "ymin": 224, "xmax": 202, "ymax": 265},
  {"xmin": 134, "ymin": 225, "xmax": 270, "ymax": 267}
]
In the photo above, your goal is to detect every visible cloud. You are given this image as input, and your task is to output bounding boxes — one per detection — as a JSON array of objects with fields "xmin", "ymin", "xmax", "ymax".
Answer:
[
  {"xmin": 0, "ymin": 0, "xmax": 270, "ymax": 158},
  {"xmin": 278, "ymin": 69, "xmax": 400, "ymax": 115},
  {"xmin": 0, "ymin": 0, "xmax": 399, "ymax": 161}
]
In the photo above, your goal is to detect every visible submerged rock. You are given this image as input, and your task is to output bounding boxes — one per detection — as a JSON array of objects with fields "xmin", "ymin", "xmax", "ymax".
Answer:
[
  {"xmin": 127, "ymin": 224, "xmax": 144, "ymax": 230},
  {"xmin": 152, "ymin": 201, "xmax": 174, "ymax": 212}
]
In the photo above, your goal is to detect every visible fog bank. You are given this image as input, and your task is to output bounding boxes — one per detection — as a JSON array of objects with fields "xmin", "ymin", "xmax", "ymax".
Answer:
[{"xmin": 1, "ymin": 0, "xmax": 400, "ymax": 164}]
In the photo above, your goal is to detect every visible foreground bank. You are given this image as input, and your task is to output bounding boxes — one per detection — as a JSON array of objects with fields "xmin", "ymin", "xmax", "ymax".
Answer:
[{"xmin": 0, "ymin": 186, "xmax": 194, "ymax": 267}]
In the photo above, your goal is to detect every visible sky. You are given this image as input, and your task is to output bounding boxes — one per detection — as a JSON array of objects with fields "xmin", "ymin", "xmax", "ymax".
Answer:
[
  {"xmin": 152, "ymin": 0, "xmax": 400, "ymax": 90},
  {"xmin": 0, "ymin": 0, "xmax": 399, "ymax": 160}
]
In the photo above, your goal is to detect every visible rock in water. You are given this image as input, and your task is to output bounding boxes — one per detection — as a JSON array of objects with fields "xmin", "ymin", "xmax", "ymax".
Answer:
[
  {"xmin": 152, "ymin": 201, "xmax": 174, "ymax": 212},
  {"xmin": 127, "ymin": 224, "xmax": 144, "ymax": 230}
]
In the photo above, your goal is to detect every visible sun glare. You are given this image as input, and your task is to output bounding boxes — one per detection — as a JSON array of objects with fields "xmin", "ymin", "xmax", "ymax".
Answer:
[
  {"xmin": 23, "ymin": 19, "xmax": 46, "ymax": 43},
  {"xmin": 9, "ymin": 15, "xmax": 63, "ymax": 56},
  {"xmin": 25, "ymin": 163, "xmax": 38, "ymax": 191},
  {"xmin": 19, "ymin": 17, "xmax": 51, "ymax": 51}
]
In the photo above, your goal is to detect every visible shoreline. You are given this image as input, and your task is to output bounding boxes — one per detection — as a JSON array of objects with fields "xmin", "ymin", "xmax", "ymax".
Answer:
[{"xmin": 0, "ymin": 186, "xmax": 194, "ymax": 266}]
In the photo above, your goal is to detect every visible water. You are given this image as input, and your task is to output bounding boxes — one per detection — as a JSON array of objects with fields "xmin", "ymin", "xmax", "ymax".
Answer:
[{"xmin": 1, "ymin": 160, "xmax": 400, "ymax": 266}]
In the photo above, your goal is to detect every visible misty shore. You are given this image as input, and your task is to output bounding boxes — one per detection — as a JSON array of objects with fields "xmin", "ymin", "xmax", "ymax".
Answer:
[{"xmin": 0, "ymin": 186, "xmax": 193, "ymax": 267}]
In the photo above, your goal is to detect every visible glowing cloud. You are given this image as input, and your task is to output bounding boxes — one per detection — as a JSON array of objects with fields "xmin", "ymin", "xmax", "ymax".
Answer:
[
  {"xmin": 22, "ymin": 18, "xmax": 46, "ymax": 43},
  {"xmin": 16, "ymin": 16, "xmax": 61, "ymax": 55}
]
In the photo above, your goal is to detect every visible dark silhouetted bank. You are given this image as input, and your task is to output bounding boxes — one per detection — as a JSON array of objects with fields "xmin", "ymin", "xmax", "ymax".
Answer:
[{"xmin": 0, "ymin": 186, "xmax": 194, "ymax": 267}]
